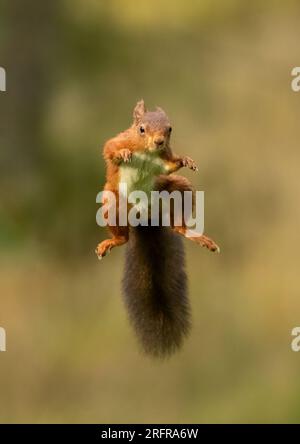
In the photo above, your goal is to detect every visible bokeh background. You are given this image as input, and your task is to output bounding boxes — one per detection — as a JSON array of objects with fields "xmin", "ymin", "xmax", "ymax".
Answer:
[{"xmin": 1, "ymin": 0, "xmax": 300, "ymax": 423}]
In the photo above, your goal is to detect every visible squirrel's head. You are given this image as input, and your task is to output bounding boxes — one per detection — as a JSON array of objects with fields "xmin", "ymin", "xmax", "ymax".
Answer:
[{"xmin": 132, "ymin": 100, "xmax": 172, "ymax": 152}]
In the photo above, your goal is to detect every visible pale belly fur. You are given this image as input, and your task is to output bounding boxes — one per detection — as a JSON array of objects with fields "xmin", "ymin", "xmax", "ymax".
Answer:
[{"xmin": 119, "ymin": 152, "xmax": 167, "ymax": 196}]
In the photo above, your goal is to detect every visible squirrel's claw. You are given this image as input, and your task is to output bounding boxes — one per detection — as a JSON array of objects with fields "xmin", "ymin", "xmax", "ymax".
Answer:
[
  {"xmin": 95, "ymin": 247, "xmax": 103, "ymax": 260},
  {"xmin": 117, "ymin": 149, "xmax": 132, "ymax": 163}
]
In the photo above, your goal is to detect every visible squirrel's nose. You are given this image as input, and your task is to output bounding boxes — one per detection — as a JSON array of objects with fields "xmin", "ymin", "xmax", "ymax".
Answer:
[{"xmin": 154, "ymin": 137, "xmax": 164, "ymax": 146}]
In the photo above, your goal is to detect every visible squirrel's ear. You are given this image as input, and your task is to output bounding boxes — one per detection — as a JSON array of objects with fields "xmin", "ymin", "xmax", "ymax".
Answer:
[
  {"xmin": 133, "ymin": 100, "xmax": 146, "ymax": 123},
  {"xmin": 156, "ymin": 106, "xmax": 165, "ymax": 114}
]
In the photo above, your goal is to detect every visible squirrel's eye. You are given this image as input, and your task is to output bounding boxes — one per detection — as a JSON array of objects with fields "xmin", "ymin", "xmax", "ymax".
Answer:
[
  {"xmin": 139, "ymin": 126, "xmax": 145, "ymax": 134},
  {"xmin": 168, "ymin": 127, "xmax": 172, "ymax": 134}
]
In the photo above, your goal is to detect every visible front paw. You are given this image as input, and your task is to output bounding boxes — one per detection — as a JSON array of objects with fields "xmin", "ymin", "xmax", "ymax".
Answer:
[
  {"xmin": 181, "ymin": 156, "xmax": 198, "ymax": 171},
  {"xmin": 116, "ymin": 149, "xmax": 132, "ymax": 163}
]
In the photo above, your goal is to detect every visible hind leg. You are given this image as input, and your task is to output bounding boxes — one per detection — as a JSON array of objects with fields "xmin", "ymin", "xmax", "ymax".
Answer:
[
  {"xmin": 172, "ymin": 226, "xmax": 220, "ymax": 252},
  {"xmin": 155, "ymin": 174, "xmax": 220, "ymax": 253},
  {"xmin": 95, "ymin": 225, "xmax": 129, "ymax": 260}
]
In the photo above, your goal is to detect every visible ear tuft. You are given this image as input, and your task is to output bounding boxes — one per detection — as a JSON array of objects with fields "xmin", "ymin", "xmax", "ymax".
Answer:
[
  {"xmin": 133, "ymin": 100, "xmax": 146, "ymax": 123},
  {"xmin": 156, "ymin": 106, "xmax": 165, "ymax": 114}
]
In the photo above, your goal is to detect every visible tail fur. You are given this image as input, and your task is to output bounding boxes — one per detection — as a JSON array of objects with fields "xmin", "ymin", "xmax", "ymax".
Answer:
[{"xmin": 122, "ymin": 225, "xmax": 191, "ymax": 358}]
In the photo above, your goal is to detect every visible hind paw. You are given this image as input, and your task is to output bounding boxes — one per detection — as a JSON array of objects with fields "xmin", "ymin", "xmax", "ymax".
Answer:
[
  {"xmin": 198, "ymin": 235, "xmax": 220, "ymax": 253},
  {"xmin": 95, "ymin": 241, "xmax": 112, "ymax": 260}
]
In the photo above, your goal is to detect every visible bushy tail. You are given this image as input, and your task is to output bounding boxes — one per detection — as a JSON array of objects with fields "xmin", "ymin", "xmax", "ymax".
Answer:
[{"xmin": 122, "ymin": 226, "xmax": 191, "ymax": 358}]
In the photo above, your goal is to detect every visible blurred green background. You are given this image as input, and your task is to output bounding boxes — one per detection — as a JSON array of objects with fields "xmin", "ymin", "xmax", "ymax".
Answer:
[{"xmin": 1, "ymin": 0, "xmax": 300, "ymax": 423}]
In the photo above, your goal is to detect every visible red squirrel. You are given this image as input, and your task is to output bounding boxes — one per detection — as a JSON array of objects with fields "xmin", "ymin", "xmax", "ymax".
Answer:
[{"xmin": 96, "ymin": 100, "xmax": 219, "ymax": 357}]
